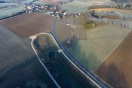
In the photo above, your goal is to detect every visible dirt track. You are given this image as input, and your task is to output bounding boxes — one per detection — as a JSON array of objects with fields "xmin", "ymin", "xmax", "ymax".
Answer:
[
  {"xmin": 0, "ymin": 13, "xmax": 53, "ymax": 38},
  {"xmin": 95, "ymin": 31, "xmax": 132, "ymax": 88}
]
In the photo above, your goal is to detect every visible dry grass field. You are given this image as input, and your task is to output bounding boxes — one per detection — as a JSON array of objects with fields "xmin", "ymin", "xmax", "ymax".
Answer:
[
  {"xmin": 0, "ymin": 13, "xmax": 53, "ymax": 38},
  {"xmin": 56, "ymin": 18, "xmax": 87, "ymax": 40},
  {"xmin": 95, "ymin": 31, "xmax": 132, "ymax": 88}
]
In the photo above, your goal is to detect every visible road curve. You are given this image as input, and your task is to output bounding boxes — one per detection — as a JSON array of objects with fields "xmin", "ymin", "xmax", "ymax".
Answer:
[{"xmin": 52, "ymin": 16, "xmax": 112, "ymax": 88}]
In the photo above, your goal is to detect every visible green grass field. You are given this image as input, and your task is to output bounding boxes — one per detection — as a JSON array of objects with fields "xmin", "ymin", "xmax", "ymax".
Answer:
[
  {"xmin": 68, "ymin": 24, "xmax": 132, "ymax": 70},
  {"xmin": 62, "ymin": 1, "xmax": 92, "ymax": 13},
  {"xmin": 0, "ymin": 5, "xmax": 25, "ymax": 19},
  {"xmin": 62, "ymin": 0, "xmax": 112, "ymax": 13},
  {"xmin": 23, "ymin": 0, "xmax": 34, "ymax": 3},
  {"xmin": 0, "ymin": 3, "xmax": 18, "ymax": 8},
  {"xmin": 34, "ymin": 1, "xmax": 45, "ymax": 5}
]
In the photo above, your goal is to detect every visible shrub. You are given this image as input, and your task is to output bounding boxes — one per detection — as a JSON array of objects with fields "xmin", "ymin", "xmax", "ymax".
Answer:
[{"xmin": 83, "ymin": 21, "xmax": 95, "ymax": 29}]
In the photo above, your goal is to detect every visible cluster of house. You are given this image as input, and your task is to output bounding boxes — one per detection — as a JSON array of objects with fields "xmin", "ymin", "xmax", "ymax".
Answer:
[
  {"xmin": 25, "ymin": 3, "xmax": 83, "ymax": 19},
  {"xmin": 25, "ymin": 3, "xmax": 50, "ymax": 13}
]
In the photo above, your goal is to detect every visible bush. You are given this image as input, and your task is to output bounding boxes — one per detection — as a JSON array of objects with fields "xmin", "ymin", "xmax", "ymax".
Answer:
[{"xmin": 83, "ymin": 21, "xmax": 95, "ymax": 29}]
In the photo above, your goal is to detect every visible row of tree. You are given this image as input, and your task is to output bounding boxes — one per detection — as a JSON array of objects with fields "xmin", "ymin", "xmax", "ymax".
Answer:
[
  {"xmin": 90, "ymin": 10, "xmax": 123, "ymax": 19},
  {"xmin": 88, "ymin": 3, "xmax": 132, "ymax": 10},
  {"xmin": 111, "ymin": 0, "xmax": 132, "ymax": 3},
  {"xmin": 82, "ymin": 12, "xmax": 108, "ymax": 29}
]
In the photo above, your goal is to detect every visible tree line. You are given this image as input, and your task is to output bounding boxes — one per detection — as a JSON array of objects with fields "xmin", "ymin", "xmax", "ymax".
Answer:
[{"xmin": 88, "ymin": 3, "xmax": 132, "ymax": 10}]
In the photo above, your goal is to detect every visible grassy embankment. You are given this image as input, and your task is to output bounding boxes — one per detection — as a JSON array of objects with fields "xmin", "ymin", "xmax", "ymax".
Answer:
[{"xmin": 34, "ymin": 34, "xmax": 97, "ymax": 88}]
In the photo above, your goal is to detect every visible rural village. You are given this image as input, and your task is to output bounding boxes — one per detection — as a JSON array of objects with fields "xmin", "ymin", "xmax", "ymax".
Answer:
[
  {"xmin": 24, "ymin": 0, "xmax": 82, "ymax": 19},
  {"xmin": 0, "ymin": 0, "xmax": 132, "ymax": 88}
]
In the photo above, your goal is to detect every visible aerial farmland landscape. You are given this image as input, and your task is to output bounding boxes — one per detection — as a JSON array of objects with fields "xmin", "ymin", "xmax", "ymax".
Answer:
[{"xmin": 0, "ymin": 0, "xmax": 132, "ymax": 88}]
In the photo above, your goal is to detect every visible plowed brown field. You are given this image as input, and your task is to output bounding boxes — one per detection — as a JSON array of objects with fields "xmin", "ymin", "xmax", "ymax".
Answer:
[
  {"xmin": 0, "ymin": 13, "xmax": 53, "ymax": 38},
  {"xmin": 95, "ymin": 31, "xmax": 132, "ymax": 88}
]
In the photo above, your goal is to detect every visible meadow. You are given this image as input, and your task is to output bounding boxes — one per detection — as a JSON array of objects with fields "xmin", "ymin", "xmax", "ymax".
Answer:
[
  {"xmin": 34, "ymin": 1, "xmax": 45, "ymax": 5},
  {"xmin": 0, "ymin": 3, "xmax": 17, "ymax": 8},
  {"xmin": 56, "ymin": 17, "xmax": 130, "ymax": 70},
  {"xmin": 57, "ymin": 8, "xmax": 132, "ymax": 71},
  {"xmin": 62, "ymin": 1, "xmax": 91, "ymax": 13},
  {"xmin": 0, "ymin": 5, "xmax": 26, "ymax": 19},
  {"xmin": 68, "ymin": 24, "xmax": 132, "ymax": 70},
  {"xmin": 62, "ymin": 0, "xmax": 112, "ymax": 13}
]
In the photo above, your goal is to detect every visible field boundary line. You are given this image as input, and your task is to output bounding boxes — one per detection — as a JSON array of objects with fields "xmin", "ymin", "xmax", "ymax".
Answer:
[
  {"xmin": 0, "ymin": 60, "xmax": 38, "ymax": 81},
  {"xmin": 95, "ymin": 30, "xmax": 132, "ymax": 71}
]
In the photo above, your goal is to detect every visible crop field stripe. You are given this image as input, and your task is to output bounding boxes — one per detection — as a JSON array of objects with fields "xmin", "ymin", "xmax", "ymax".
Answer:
[
  {"xmin": 0, "ymin": 25, "xmax": 38, "ymax": 80},
  {"xmin": 0, "ymin": 60, "xmax": 38, "ymax": 81}
]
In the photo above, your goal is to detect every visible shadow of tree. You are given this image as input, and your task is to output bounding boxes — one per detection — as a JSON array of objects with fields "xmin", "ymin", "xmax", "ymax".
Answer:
[
  {"xmin": 95, "ymin": 63, "xmax": 129, "ymax": 88},
  {"xmin": 68, "ymin": 39, "xmax": 101, "ymax": 70}
]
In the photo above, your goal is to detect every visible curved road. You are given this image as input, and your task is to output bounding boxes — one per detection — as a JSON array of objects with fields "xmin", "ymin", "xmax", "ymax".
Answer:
[{"xmin": 52, "ymin": 16, "xmax": 112, "ymax": 88}]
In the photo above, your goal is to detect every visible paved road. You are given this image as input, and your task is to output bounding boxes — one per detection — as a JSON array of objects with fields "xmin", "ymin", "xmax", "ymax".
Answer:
[{"xmin": 52, "ymin": 16, "xmax": 112, "ymax": 88}]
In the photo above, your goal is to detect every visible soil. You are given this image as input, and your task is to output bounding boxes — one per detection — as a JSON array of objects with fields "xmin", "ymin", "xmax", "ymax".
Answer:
[{"xmin": 0, "ymin": 13, "xmax": 53, "ymax": 38}]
